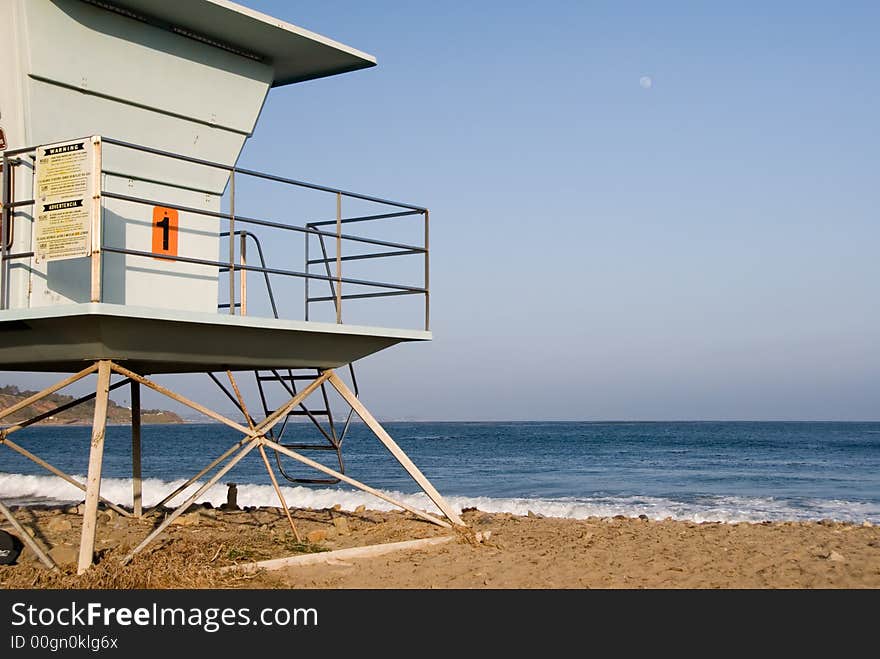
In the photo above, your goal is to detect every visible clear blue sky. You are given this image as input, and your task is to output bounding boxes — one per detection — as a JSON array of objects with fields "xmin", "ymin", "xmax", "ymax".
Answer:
[{"xmin": 11, "ymin": 1, "xmax": 880, "ymax": 420}]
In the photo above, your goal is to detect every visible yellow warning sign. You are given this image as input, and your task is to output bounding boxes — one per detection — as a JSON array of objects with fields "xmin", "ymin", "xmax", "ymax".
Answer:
[{"xmin": 33, "ymin": 139, "xmax": 95, "ymax": 262}]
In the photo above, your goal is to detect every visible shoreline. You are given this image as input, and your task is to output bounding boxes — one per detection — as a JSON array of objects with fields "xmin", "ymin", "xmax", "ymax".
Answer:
[
  {"xmin": 1, "ymin": 505, "xmax": 877, "ymax": 589},
  {"xmin": 0, "ymin": 483, "xmax": 876, "ymax": 527}
]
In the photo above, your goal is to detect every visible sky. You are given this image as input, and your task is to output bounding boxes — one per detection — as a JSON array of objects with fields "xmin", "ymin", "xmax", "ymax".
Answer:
[{"xmin": 7, "ymin": 1, "xmax": 880, "ymax": 420}]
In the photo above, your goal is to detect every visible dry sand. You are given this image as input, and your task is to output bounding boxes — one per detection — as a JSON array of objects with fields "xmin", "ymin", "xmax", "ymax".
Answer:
[{"xmin": 1, "ymin": 505, "xmax": 878, "ymax": 589}]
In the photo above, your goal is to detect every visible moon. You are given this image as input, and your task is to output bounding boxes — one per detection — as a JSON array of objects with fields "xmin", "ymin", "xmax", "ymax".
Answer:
[{"xmin": 639, "ymin": 76, "xmax": 653, "ymax": 89}]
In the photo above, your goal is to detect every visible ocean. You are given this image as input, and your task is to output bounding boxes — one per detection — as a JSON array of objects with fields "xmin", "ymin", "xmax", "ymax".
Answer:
[{"xmin": 1, "ymin": 421, "xmax": 878, "ymax": 523}]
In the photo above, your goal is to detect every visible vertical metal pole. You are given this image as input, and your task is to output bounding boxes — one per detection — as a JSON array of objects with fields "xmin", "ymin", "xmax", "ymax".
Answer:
[
  {"xmin": 335, "ymin": 192, "xmax": 342, "ymax": 324},
  {"xmin": 0, "ymin": 153, "xmax": 9, "ymax": 310},
  {"xmin": 304, "ymin": 226, "xmax": 310, "ymax": 321},
  {"xmin": 228, "ymin": 169, "xmax": 235, "ymax": 315},
  {"xmin": 239, "ymin": 232, "xmax": 247, "ymax": 316},
  {"xmin": 424, "ymin": 209, "xmax": 430, "ymax": 331},
  {"xmin": 131, "ymin": 380, "xmax": 142, "ymax": 517},
  {"xmin": 90, "ymin": 137, "xmax": 103, "ymax": 303},
  {"xmin": 78, "ymin": 360, "xmax": 111, "ymax": 574}
]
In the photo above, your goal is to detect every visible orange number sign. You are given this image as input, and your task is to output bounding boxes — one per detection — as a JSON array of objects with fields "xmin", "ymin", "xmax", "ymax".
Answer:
[{"xmin": 152, "ymin": 206, "xmax": 178, "ymax": 259}]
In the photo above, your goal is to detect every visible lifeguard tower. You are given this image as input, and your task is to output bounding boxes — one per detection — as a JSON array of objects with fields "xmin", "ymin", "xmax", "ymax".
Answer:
[{"xmin": 0, "ymin": 0, "xmax": 463, "ymax": 574}]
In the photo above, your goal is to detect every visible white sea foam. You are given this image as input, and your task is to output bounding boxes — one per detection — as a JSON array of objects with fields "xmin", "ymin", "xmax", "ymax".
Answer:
[{"xmin": 0, "ymin": 472, "xmax": 877, "ymax": 523}]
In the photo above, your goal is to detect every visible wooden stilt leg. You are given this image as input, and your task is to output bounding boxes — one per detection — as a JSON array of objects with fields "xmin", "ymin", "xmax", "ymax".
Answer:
[
  {"xmin": 77, "ymin": 360, "xmax": 112, "ymax": 574},
  {"xmin": 131, "ymin": 381, "xmax": 142, "ymax": 518},
  {"xmin": 326, "ymin": 371, "xmax": 465, "ymax": 527}
]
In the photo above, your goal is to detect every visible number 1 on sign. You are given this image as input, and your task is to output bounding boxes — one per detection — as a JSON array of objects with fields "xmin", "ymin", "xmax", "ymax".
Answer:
[{"xmin": 152, "ymin": 207, "xmax": 178, "ymax": 260}]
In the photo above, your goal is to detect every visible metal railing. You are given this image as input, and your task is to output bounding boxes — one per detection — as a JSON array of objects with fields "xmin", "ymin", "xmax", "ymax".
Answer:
[{"xmin": 0, "ymin": 137, "xmax": 430, "ymax": 330}]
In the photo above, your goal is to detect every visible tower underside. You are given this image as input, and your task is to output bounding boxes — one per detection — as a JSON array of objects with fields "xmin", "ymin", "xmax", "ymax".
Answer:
[
  {"xmin": 0, "ymin": 303, "xmax": 429, "ymax": 373},
  {"xmin": 0, "ymin": 360, "xmax": 465, "ymax": 575}
]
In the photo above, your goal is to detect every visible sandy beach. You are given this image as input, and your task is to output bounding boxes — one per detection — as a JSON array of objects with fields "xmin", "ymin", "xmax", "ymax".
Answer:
[{"xmin": 1, "ymin": 505, "xmax": 878, "ymax": 589}]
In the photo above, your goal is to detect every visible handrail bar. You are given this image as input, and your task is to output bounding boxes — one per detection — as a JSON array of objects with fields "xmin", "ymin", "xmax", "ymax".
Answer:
[
  {"xmin": 100, "ymin": 137, "xmax": 427, "ymax": 212},
  {"xmin": 308, "ymin": 290, "xmax": 419, "ymax": 303},
  {"xmin": 100, "ymin": 191, "xmax": 426, "ymax": 253},
  {"xmin": 100, "ymin": 246, "xmax": 426, "ymax": 293},
  {"xmin": 306, "ymin": 210, "xmax": 420, "ymax": 228},
  {"xmin": 307, "ymin": 249, "xmax": 420, "ymax": 265},
  {"xmin": 3, "ymin": 251, "xmax": 34, "ymax": 260}
]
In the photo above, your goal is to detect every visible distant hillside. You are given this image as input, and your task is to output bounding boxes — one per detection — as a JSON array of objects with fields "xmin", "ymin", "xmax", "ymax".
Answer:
[{"xmin": 0, "ymin": 385, "xmax": 184, "ymax": 425}]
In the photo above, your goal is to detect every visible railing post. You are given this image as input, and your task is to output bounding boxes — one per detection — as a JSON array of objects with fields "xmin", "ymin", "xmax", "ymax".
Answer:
[
  {"xmin": 424, "ymin": 209, "xmax": 430, "ymax": 331},
  {"xmin": 336, "ymin": 192, "xmax": 342, "ymax": 324},
  {"xmin": 89, "ymin": 136, "xmax": 103, "ymax": 303},
  {"xmin": 239, "ymin": 231, "xmax": 247, "ymax": 316},
  {"xmin": 228, "ymin": 168, "xmax": 236, "ymax": 315},
  {"xmin": 0, "ymin": 152, "xmax": 9, "ymax": 310},
  {"xmin": 304, "ymin": 224, "xmax": 310, "ymax": 321}
]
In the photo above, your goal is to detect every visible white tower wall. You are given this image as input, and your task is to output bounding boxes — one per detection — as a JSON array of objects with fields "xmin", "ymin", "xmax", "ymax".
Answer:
[{"xmin": 1, "ymin": 0, "xmax": 273, "ymax": 312}]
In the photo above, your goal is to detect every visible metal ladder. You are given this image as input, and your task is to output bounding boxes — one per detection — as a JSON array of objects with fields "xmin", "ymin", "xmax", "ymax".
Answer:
[
  {"xmin": 255, "ymin": 365, "xmax": 358, "ymax": 484},
  {"xmin": 223, "ymin": 229, "xmax": 358, "ymax": 485}
]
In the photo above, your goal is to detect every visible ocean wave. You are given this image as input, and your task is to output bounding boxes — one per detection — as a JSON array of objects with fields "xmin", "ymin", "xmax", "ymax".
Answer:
[{"xmin": 0, "ymin": 472, "xmax": 877, "ymax": 523}]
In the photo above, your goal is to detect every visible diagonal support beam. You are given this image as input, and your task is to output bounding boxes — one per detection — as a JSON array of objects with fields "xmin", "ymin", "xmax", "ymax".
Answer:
[
  {"xmin": 226, "ymin": 371, "xmax": 302, "ymax": 542},
  {"xmin": 120, "ymin": 367, "xmax": 330, "ymax": 561},
  {"xmin": 266, "ymin": 368, "xmax": 335, "ymax": 444},
  {"xmin": 2, "ymin": 362, "xmax": 461, "ymax": 571},
  {"xmin": 225, "ymin": 370, "xmax": 257, "ymax": 429},
  {"xmin": 258, "ymin": 444, "xmax": 302, "ymax": 542},
  {"xmin": 144, "ymin": 435, "xmax": 252, "ymax": 515},
  {"xmin": 0, "ymin": 378, "xmax": 131, "ymax": 437},
  {"xmin": 110, "ymin": 363, "xmax": 254, "ymax": 436},
  {"xmin": 122, "ymin": 439, "xmax": 259, "ymax": 564},
  {"xmin": 145, "ymin": 370, "xmax": 330, "ymax": 514},
  {"xmin": 0, "ymin": 363, "xmax": 99, "ymax": 423},
  {"xmin": 326, "ymin": 371, "xmax": 464, "ymax": 526},
  {"xmin": 207, "ymin": 372, "xmax": 249, "ymax": 416},
  {"xmin": 0, "ymin": 499, "xmax": 56, "ymax": 570},
  {"xmin": 252, "ymin": 370, "xmax": 332, "ymax": 434},
  {"xmin": 0, "ymin": 438, "xmax": 132, "ymax": 518},
  {"xmin": 112, "ymin": 364, "xmax": 330, "ymax": 440},
  {"xmin": 264, "ymin": 438, "xmax": 451, "ymax": 529}
]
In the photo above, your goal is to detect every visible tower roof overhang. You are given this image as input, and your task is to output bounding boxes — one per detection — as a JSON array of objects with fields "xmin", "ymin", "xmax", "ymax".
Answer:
[{"xmin": 85, "ymin": 0, "xmax": 377, "ymax": 87}]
